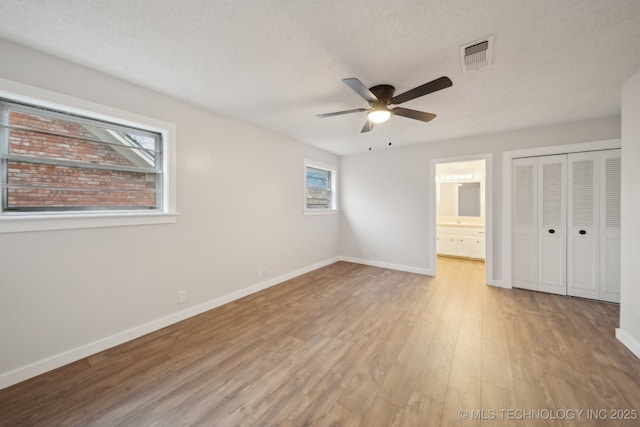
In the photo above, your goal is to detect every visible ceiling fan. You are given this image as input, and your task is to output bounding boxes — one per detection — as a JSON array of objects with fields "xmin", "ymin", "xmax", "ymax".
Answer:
[{"xmin": 317, "ymin": 76, "xmax": 453, "ymax": 133}]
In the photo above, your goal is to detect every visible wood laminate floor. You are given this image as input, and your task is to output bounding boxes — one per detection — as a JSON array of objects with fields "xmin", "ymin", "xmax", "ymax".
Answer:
[{"xmin": 1, "ymin": 257, "xmax": 639, "ymax": 426}]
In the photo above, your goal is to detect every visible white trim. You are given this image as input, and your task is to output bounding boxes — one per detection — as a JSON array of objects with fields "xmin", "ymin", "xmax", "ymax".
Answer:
[
  {"xmin": 0, "ymin": 77, "xmax": 177, "ymax": 233},
  {"xmin": 429, "ymin": 153, "xmax": 493, "ymax": 286},
  {"xmin": 0, "ymin": 211, "xmax": 177, "ymax": 233},
  {"xmin": 303, "ymin": 209, "xmax": 339, "ymax": 216},
  {"xmin": 502, "ymin": 138, "xmax": 621, "ymax": 289},
  {"xmin": 616, "ymin": 328, "xmax": 640, "ymax": 360},
  {"xmin": 304, "ymin": 159, "xmax": 337, "ymax": 172},
  {"xmin": 339, "ymin": 256, "xmax": 434, "ymax": 276},
  {"xmin": 487, "ymin": 279, "xmax": 508, "ymax": 289},
  {"xmin": 0, "ymin": 256, "xmax": 340, "ymax": 390}
]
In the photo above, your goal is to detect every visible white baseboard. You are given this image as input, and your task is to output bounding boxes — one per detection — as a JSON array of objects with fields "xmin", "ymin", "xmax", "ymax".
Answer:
[
  {"xmin": 338, "ymin": 257, "xmax": 512, "ymax": 289},
  {"xmin": 488, "ymin": 279, "xmax": 509, "ymax": 289},
  {"xmin": 616, "ymin": 328, "xmax": 640, "ymax": 360},
  {"xmin": 339, "ymin": 256, "xmax": 434, "ymax": 276},
  {"xmin": 0, "ymin": 257, "xmax": 340, "ymax": 391}
]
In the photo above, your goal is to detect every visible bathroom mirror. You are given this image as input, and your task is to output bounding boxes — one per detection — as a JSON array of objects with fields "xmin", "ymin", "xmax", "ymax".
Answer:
[
  {"xmin": 458, "ymin": 182, "xmax": 480, "ymax": 216},
  {"xmin": 438, "ymin": 182, "xmax": 482, "ymax": 217}
]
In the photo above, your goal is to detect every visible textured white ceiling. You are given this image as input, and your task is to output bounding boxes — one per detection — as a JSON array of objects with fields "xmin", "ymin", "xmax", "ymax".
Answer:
[{"xmin": 1, "ymin": 0, "xmax": 639, "ymax": 155}]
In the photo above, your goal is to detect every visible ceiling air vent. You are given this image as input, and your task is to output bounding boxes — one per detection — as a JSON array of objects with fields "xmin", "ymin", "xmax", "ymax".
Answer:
[{"xmin": 460, "ymin": 36, "xmax": 494, "ymax": 73}]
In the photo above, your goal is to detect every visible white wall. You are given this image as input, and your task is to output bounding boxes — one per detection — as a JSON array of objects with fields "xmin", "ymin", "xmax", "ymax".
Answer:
[
  {"xmin": 618, "ymin": 68, "xmax": 640, "ymax": 358},
  {"xmin": 339, "ymin": 116, "xmax": 621, "ymax": 282},
  {"xmin": 0, "ymin": 39, "xmax": 340, "ymax": 387}
]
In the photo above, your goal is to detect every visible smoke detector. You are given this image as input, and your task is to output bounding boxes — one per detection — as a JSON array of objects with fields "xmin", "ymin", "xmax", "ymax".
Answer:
[{"xmin": 460, "ymin": 36, "xmax": 494, "ymax": 73}]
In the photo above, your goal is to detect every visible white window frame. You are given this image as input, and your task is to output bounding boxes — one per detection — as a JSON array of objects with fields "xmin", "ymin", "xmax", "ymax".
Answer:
[
  {"xmin": 0, "ymin": 78, "xmax": 177, "ymax": 233},
  {"xmin": 304, "ymin": 159, "xmax": 338, "ymax": 215}
]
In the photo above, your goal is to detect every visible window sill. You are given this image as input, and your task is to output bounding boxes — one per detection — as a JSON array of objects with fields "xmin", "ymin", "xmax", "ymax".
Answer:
[
  {"xmin": 0, "ymin": 211, "xmax": 178, "ymax": 234},
  {"xmin": 303, "ymin": 209, "xmax": 339, "ymax": 216}
]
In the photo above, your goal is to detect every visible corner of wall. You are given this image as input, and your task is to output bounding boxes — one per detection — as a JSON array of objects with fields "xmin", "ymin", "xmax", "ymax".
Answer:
[{"xmin": 619, "ymin": 67, "xmax": 640, "ymax": 358}]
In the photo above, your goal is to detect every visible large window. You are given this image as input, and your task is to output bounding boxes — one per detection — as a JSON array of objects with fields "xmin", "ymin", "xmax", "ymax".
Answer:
[
  {"xmin": 0, "ymin": 99, "xmax": 162, "ymax": 212},
  {"xmin": 305, "ymin": 161, "xmax": 337, "ymax": 212}
]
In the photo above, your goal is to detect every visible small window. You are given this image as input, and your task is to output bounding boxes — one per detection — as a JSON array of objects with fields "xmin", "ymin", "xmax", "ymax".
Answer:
[
  {"xmin": 305, "ymin": 161, "xmax": 336, "ymax": 212},
  {"xmin": 0, "ymin": 99, "xmax": 162, "ymax": 212}
]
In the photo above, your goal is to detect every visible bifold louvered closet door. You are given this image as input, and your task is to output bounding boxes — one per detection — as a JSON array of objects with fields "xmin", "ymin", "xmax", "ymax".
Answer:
[
  {"xmin": 538, "ymin": 155, "xmax": 567, "ymax": 295},
  {"xmin": 512, "ymin": 149, "xmax": 620, "ymax": 302},
  {"xmin": 512, "ymin": 157, "xmax": 538, "ymax": 291},
  {"xmin": 512, "ymin": 155, "xmax": 567, "ymax": 295},
  {"xmin": 567, "ymin": 150, "xmax": 621, "ymax": 302}
]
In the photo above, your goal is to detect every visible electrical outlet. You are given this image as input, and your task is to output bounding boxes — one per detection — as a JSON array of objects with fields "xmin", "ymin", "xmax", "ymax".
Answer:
[
  {"xmin": 257, "ymin": 268, "xmax": 266, "ymax": 279},
  {"xmin": 373, "ymin": 250, "xmax": 378, "ymax": 258},
  {"xmin": 178, "ymin": 290, "xmax": 187, "ymax": 304}
]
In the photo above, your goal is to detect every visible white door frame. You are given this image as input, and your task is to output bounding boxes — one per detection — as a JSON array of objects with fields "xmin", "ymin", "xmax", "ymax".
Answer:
[
  {"xmin": 429, "ymin": 153, "xmax": 493, "ymax": 285},
  {"xmin": 502, "ymin": 139, "xmax": 620, "ymax": 289}
]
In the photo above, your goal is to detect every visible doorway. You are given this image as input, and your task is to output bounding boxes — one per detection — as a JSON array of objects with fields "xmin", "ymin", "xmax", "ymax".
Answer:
[{"xmin": 430, "ymin": 154, "xmax": 492, "ymax": 285}]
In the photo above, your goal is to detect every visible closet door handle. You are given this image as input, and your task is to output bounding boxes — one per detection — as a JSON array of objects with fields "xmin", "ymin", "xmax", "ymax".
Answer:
[
  {"xmin": 579, "ymin": 230, "xmax": 587, "ymax": 235},
  {"xmin": 548, "ymin": 229, "xmax": 555, "ymax": 234}
]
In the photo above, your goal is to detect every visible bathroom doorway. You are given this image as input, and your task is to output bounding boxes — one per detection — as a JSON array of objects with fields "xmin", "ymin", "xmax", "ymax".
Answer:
[{"xmin": 430, "ymin": 155, "xmax": 492, "ymax": 284}]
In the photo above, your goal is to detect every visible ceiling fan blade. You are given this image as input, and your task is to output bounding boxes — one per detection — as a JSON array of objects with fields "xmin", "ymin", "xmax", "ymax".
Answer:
[
  {"xmin": 361, "ymin": 120, "xmax": 375, "ymax": 133},
  {"xmin": 391, "ymin": 76, "xmax": 452, "ymax": 105},
  {"xmin": 316, "ymin": 108, "xmax": 367, "ymax": 118},
  {"xmin": 392, "ymin": 107, "xmax": 437, "ymax": 122},
  {"xmin": 343, "ymin": 78, "xmax": 378, "ymax": 104}
]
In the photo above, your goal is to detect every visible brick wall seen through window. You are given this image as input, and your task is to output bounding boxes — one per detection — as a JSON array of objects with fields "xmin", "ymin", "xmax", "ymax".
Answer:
[{"xmin": 1, "ymin": 100, "xmax": 161, "ymax": 211}]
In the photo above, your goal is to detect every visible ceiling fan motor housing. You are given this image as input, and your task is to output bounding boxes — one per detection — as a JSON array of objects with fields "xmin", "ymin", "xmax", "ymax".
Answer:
[{"xmin": 369, "ymin": 85, "xmax": 396, "ymax": 105}]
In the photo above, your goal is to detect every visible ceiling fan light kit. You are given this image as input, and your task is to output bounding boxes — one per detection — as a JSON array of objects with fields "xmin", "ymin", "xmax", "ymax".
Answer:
[
  {"xmin": 317, "ymin": 76, "xmax": 453, "ymax": 133},
  {"xmin": 367, "ymin": 106, "xmax": 391, "ymax": 123}
]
